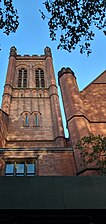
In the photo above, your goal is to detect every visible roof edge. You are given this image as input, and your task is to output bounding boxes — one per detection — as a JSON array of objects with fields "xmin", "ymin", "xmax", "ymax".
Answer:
[{"xmin": 81, "ymin": 70, "xmax": 106, "ymax": 92}]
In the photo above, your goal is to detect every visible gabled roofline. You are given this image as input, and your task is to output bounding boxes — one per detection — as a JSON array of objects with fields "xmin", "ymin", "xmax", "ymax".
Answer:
[{"xmin": 81, "ymin": 70, "xmax": 106, "ymax": 92}]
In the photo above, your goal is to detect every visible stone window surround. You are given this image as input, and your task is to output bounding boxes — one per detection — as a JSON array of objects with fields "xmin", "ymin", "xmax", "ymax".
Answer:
[{"xmin": 21, "ymin": 111, "xmax": 41, "ymax": 127}]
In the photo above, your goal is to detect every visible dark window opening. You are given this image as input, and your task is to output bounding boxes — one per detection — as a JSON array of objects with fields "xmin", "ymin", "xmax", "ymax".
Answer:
[
  {"xmin": 18, "ymin": 79, "xmax": 22, "ymax": 87},
  {"xmin": 23, "ymin": 79, "xmax": 27, "ymax": 88},
  {"xmin": 35, "ymin": 68, "xmax": 45, "ymax": 88},
  {"xmin": 36, "ymin": 79, "xmax": 40, "ymax": 88},
  {"xmin": 18, "ymin": 69, "xmax": 27, "ymax": 88},
  {"xmin": 41, "ymin": 79, "xmax": 45, "ymax": 88}
]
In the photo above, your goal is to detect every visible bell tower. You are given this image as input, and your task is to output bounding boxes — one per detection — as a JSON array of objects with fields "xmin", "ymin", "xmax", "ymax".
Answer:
[{"xmin": 1, "ymin": 47, "xmax": 66, "ymax": 148}]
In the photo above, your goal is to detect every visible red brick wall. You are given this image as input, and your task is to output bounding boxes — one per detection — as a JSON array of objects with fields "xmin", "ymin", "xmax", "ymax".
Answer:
[
  {"xmin": 2, "ymin": 48, "xmax": 65, "ymax": 148},
  {"xmin": 38, "ymin": 151, "xmax": 76, "ymax": 176},
  {"xmin": 0, "ymin": 149, "xmax": 76, "ymax": 176},
  {"xmin": 58, "ymin": 68, "xmax": 106, "ymax": 174},
  {"xmin": 0, "ymin": 110, "xmax": 8, "ymax": 147},
  {"xmin": 81, "ymin": 83, "xmax": 106, "ymax": 136}
]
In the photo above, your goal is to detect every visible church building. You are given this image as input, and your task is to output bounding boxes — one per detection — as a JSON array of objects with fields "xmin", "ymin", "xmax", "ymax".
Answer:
[{"xmin": 0, "ymin": 46, "xmax": 106, "ymax": 176}]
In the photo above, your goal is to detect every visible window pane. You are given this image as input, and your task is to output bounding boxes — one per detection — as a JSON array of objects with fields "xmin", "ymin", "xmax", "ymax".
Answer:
[
  {"xmin": 41, "ymin": 74, "xmax": 44, "ymax": 78},
  {"xmin": 18, "ymin": 79, "xmax": 22, "ymax": 87},
  {"xmin": 23, "ymin": 79, "xmax": 27, "ymax": 87},
  {"xmin": 36, "ymin": 74, "xmax": 39, "ymax": 78},
  {"xmin": 40, "ymin": 69, "xmax": 44, "ymax": 74},
  {"xmin": 36, "ymin": 79, "xmax": 40, "ymax": 87},
  {"xmin": 27, "ymin": 164, "xmax": 35, "ymax": 174},
  {"xmin": 41, "ymin": 79, "xmax": 45, "ymax": 87},
  {"xmin": 5, "ymin": 164, "xmax": 14, "ymax": 174},
  {"xmin": 24, "ymin": 72, "xmax": 27, "ymax": 78},
  {"xmin": 25, "ymin": 115, "xmax": 29, "ymax": 126},
  {"xmin": 35, "ymin": 114, "xmax": 39, "ymax": 126},
  {"xmin": 5, "ymin": 161, "xmax": 36, "ymax": 176},
  {"xmin": 16, "ymin": 164, "xmax": 24, "ymax": 174},
  {"xmin": 35, "ymin": 70, "xmax": 39, "ymax": 75},
  {"xmin": 24, "ymin": 69, "xmax": 27, "ymax": 74},
  {"xmin": 19, "ymin": 70, "xmax": 22, "ymax": 75},
  {"xmin": 18, "ymin": 73, "xmax": 22, "ymax": 79}
]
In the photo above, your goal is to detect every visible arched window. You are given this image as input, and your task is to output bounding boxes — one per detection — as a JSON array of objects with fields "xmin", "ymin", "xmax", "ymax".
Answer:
[
  {"xmin": 33, "ymin": 112, "xmax": 40, "ymax": 127},
  {"xmin": 35, "ymin": 68, "xmax": 45, "ymax": 88},
  {"xmin": 21, "ymin": 111, "xmax": 30, "ymax": 127},
  {"xmin": 18, "ymin": 68, "xmax": 27, "ymax": 88}
]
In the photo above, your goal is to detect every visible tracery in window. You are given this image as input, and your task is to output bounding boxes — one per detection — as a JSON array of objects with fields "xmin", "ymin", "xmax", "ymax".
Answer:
[
  {"xmin": 18, "ymin": 68, "xmax": 27, "ymax": 88},
  {"xmin": 35, "ymin": 68, "xmax": 45, "ymax": 88},
  {"xmin": 5, "ymin": 160, "xmax": 36, "ymax": 176}
]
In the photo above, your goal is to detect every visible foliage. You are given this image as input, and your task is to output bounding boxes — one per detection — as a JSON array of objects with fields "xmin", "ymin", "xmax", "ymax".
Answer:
[
  {"xmin": 41, "ymin": 0, "xmax": 106, "ymax": 56},
  {"xmin": 76, "ymin": 134, "xmax": 106, "ymax": 174},
  {"xmin": 0, "ymin": 0, "xmax": 19, "ymax": 48}
]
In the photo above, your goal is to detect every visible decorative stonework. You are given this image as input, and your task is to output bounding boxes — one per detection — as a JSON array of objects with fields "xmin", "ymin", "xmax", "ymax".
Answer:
[
  {"xmin": 1, "ymin": 47, "xmax": 65, "ymax": 149},
  {"xmin": 10, "ymin": 46, "xmax": 17, "ymax": 57},
  {"xmin": 44, "ymin": 47, "xmax": 52, "ymax": 57}
]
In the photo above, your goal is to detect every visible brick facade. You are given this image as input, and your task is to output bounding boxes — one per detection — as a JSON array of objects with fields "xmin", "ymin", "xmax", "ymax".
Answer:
[
  {"xmin": 1, "ymin": 47, "xmax": 66, "ymax": 148},
  {"xmin": 58, "ymin": 68, "xmax": 106, "ymax": 142},
  {"xmin": 0, "ymin": 47, "xmax": 106, "ymax": 176},
  {"xmin": 58, "ymin": 68, "xmax": 106, "ymax": 174}
]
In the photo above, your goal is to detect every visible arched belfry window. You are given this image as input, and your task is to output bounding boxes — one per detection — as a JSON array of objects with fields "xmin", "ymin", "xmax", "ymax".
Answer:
[
  {"xmin": 35, "ymin": 68, "xmax": 45, "ymax": 88},
  {"xmin": 18, "ymin": 68, "xmax": 27, "ymax": 88}
]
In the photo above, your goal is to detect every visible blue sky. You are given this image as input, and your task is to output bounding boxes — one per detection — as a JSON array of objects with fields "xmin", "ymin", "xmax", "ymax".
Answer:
[{"xmin": 0, "ymin": 0, "xmax": 106, "ymax": 137}]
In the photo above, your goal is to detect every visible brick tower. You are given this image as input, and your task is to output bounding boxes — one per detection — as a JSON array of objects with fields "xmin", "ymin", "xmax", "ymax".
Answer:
[
  {"xmin": 0, "ymin": 47, "xmax": 76, "ymax": 176},
  {"xmin": 1, "ymin": 46, "xmax": 65, "ymax": 148}
]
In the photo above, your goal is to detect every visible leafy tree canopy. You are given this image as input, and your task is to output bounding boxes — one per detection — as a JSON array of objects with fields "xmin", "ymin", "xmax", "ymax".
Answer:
[
  {"xmin": 76, "ymin": 134, "xmax": 106, "ymax": 175},
  {"xmin": 0, "ymin": 0, "xmax": 19, "ymax": 47},
  {"xmin": 41, "ymin": 0, "xmax": 106, "ymax": 56}
]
